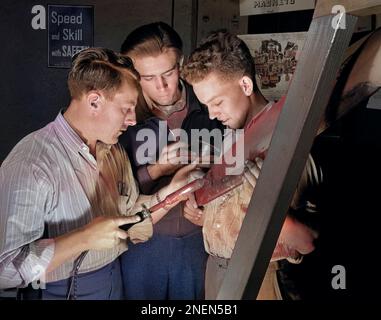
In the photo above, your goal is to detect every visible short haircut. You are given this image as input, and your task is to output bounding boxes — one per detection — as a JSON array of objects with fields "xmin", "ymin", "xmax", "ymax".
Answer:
[
  {"xmin": 182, "ymin": 31, "xmax": 259, "ymax": 92},
  {"xmin": 68, "ymin": 47, "xmax": 140, "ymax": 100},
  {"xmin": 120, "ymin": 21, "xmax": 183, "ymax": 61}
]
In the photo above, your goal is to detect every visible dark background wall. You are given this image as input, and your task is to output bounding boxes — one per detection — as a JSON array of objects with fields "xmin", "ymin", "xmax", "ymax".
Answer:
[{"xmin": 0, "ymin": 0, "xmax": 175, "ymax": 161}]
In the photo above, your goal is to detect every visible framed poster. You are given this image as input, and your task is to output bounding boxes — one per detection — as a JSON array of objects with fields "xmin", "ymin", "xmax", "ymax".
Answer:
[
  {"xmin": 48, "ymin": 5, "xmax": 94, "ymax": 68},
  {"xmin": 240, "ymin": 0, "xmax": 315, "ymax": 16},
  {"xmin": 239, "ymin": 32, "xmax": 307, "ymax": 100}
]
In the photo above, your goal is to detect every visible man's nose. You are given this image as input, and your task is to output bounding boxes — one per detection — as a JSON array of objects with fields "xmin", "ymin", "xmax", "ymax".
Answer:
[
  {"xmin": 208, "ymin": 106, "xmax": 218, "ymax": 120},
  {"xmin": 125, "ymin": 113, "xmax": 136, "ymax": 127},
  {"xmin": 155, "ymin": 76, "xmax": 168, "ymax": 91}
]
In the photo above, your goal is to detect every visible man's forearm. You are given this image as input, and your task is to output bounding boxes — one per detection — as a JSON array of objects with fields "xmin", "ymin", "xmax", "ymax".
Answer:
[
  {"xmin": 0, "ymin": 239, "xmax": 55, "ymax": 289},
  {"xmin": 136, "ymin": 165, "xmax": 162, "ymax": 194},
  {"xmin": 147, "ymin": 163, "xmax": 163, "ymax": 180},
  {"xmin": 46, "ymin": 229, "xmax": 88, "ymax": 274},
  {"xmin": 133, "ymin": 192, "xmax": 167, "ymax": 224}
]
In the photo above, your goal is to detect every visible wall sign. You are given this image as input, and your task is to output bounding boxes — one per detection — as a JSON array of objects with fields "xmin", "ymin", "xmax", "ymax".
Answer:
[
  {"xmin": 48, "ymin": 5, "xmax": 94, "ymax": 68},
  {"xmin": 240, "ymin": 0, "xmax": 315, "ymax": 16}
]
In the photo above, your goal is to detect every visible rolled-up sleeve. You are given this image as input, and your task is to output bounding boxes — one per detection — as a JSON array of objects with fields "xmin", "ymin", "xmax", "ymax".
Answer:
[
  {"xmin": 122, "ymin": 121, "xmax": 170, "ymax": 195},
  {"xmin": 0, "ymin": 162, "xmax": 55, "ymax": 289},
  {"xmin": 290, "ymin": 154, "xmax": 323, "ymax": 214},
  {"xmin": 135, "ymin": 165, "xmax": 157, "ymax": 194}
]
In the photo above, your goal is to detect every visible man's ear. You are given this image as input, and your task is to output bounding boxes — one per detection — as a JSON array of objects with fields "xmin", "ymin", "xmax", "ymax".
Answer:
[
  {"xmin": 239, "ymin": 76, "xmax": 254, "ymax": 96},
  {"xmin": 87, "ymin": 92, "xmax": 102, "ymax": 114},
  {"xmin": 178, "ymin": 55, "xmax": 185, "ymax": 68}
]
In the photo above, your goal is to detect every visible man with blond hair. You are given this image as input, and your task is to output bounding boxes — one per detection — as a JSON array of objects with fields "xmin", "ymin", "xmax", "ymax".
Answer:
[{"xmin": 119, "ymin": 22, "xmax": 224, "ymax": 299}]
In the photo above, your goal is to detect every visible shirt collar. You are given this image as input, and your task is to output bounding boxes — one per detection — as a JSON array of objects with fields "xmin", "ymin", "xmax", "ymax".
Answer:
[
  {"xmin": 144, "ymin": 80, "xmax": 187, "ymax": 118},
  {"xmin": 53, "ymin": 111, "xmax": 97, "ymax": 167},
  {"xmin": 244, "ymin": 101, "xmax": 274, "ymax": 130}
]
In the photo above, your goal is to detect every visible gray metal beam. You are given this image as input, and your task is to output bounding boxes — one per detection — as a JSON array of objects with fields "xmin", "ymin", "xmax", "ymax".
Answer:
[{"xmin": 216, "ymin": 13, "xmax": 358, "ymax": 300}]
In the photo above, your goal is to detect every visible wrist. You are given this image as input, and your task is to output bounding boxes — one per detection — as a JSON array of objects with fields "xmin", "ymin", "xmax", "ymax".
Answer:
[
  {"xmin": 76, "ymin": 226, "xmax": 92, "ymax": 251},
  {"xmin": 155, "ymin": 189, "xmax": 162, "ymax": 203},
  {"xmin": 147, "ymin": 164, "xmax": 163, "ymax": 180},
  {"xmin": 158, "ymin": 185, "xmax": 170, "ymax": 200}
]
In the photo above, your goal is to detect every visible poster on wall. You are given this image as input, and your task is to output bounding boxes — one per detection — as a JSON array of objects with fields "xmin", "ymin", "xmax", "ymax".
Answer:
[
  {"xmin": 238, "ymin": 32, "xmax": 306, "ymax": 100},
  {"xmin": 240, "ymin": 0, "xmax": 315, "ymax": 16},
  {"xmin": 48, "ymin": 5, "xmax": 94, "ymax": 68}
]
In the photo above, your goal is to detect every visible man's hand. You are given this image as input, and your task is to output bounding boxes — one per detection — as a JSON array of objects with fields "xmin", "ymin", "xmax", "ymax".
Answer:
[
  {"xmin": 148, "ymin": 141, "xmax": 196, "ymax": 179},
  {"xmin": 127, "ymin": 217, "xmax": 153, "ymax": 244},
  {"xmin": 271, "ymin": 215, "xmax": 318, "ymax": 262},
  {"xmin": 167, "ymin": 163, "xmax": 198, "ymax": 193},
  {"xmin": 243, "ymin": 158, "xmax": 263, "ymax": 188},
  {"xmin": 80, "ymin": 215, "xmax": 141, "ymax": 251},
  {"xmin": 184, "ymin": 193, "xmax": 204, "ymax": 226},
  {"xmin": 155, "ymin": 163, "xmax": 199, "ymax": 212}
]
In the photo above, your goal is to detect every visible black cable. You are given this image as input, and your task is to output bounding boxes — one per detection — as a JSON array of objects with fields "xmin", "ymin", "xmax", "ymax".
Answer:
[{"xmin": 66, "ymin": 250, "xmax": 89, "ymax": 300}]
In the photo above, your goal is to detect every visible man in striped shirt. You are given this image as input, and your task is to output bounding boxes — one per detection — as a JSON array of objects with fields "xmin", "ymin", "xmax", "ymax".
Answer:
[{"xmin": 0, "ymin": 47, "xmax": 194, "ymax": 299}]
